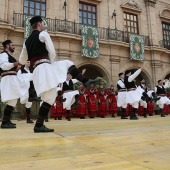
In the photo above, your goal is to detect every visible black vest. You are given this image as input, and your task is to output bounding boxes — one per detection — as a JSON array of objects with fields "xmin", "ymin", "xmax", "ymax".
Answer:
[
  {"xmin": 63, "ymin": 80, "xmax": 74, "ymax": 91},
  {"xmin": 124, "ymin": 76, "xmax": 136, "ymax": 89},
  {"xmin": 117, "ymin": 79, "xmax": 126, "ymax": 90},
  {"xmin": 156, "ymin": 86, "xmax": 166, "ymax": 95},
  {"xmin": 25, "ymin": 30, "xmax": 49, "ymax": 60},
  {"xmin": 0, "ymin": 51, "xmax": 17, "ymax": 73},
  {"xmin": 20, "ymin": 66, "xmax": 28, "ymax": 74}
]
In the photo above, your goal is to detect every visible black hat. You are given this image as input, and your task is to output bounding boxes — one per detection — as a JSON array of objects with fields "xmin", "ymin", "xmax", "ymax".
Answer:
[
  {"xmin": 118, "ymin": 72, "xmax": 124, "ymax": 77},
  {"xmin": 157, "ymin": 80, "xmax": 162, "ymax": 83},
  {"xmin": 125, "ymin": 70, "xmax": 131, "ymax": 75},
  {"xmin": 2, "ymin": 40, "xmax": 12, "ymax": 48},
  {"xmin": 30, "ymin": 16, "xmax": 43, "ymax": 26}
]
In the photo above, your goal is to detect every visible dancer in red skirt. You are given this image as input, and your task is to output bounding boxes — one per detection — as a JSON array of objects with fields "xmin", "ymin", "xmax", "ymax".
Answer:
[
  {"xmin": 75, "ymin": 83, "xmax": 87, "ymax": 119},
  {"xmin": 86, "ymin": 84, "xmax": 97, "ymax": 118},
  {"xmin": 107, "ymin": 85, "xmax": 118, "ymax": 117},
  {"xmin": 97, "ymin": 84, "xmax": 109, "ymax": 118}
]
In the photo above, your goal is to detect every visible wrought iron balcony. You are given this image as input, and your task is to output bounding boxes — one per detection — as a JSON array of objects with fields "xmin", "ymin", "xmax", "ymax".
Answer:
[
  {"xmin": 13, "ymin": 12, "xmax": 150, "ymax": 46},
  {"xmin": 159, "ymin": 40, "xmax": 170, "ymax": 50}
]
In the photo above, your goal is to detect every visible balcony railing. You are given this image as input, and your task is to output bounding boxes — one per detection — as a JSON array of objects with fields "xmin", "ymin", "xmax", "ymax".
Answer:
[
  {"xmin": 13, "ymin": 12, "xmax": 150, "ymax": 46},
  {"xmin": 159, "ymin": 40, "xmax": 170, "ymax": 50}
]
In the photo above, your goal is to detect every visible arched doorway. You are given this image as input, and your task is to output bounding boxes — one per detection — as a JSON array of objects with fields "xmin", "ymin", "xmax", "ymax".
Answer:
[
  {"xmin": 78, "ymin": 64, "xmax": 110, "ymax": 83},
  {"xmin": 129, "ymin": 69, "xmax": 151, "ymax": 87},
  {"xmin": 165, "ymin": 73, "xmax": 170, "ymax": 79}
]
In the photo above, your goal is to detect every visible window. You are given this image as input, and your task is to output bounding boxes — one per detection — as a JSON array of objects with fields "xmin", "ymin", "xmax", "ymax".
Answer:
[
  {"xmin": 24, "ymin": 0, "xmax": 46, "ymax": 17},
  {"xmin": 162, "ymin": 22, "xmax": 170, "ymax": 47},
  {"xmin": 124, "ymin": 12, "xmax": 138, "ymax": 34},
  {"xmin": 79, "ymin": 2, "xmax": 97, "ymax": 27}
]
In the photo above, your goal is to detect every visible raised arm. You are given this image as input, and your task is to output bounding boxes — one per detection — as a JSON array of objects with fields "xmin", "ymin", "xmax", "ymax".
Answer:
[{"xmin": 128, "ymin": 69, "xmax": 141, "ymax": 82}]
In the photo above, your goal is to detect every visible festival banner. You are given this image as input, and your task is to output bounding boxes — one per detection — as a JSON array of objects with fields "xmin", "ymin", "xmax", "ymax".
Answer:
[
  {"xmin": 82, "ymin": 25, "xmax": 99, "ymax": 58},
  {"xmin": 24, "ymin": 15, "xmax": 48, "ymax": 40},
  {"xmin": 129, "ymin": 33, "xmax": 144, "ymax": 60}
]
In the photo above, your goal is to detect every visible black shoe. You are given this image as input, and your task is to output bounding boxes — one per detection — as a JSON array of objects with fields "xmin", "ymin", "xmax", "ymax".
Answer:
[
  {"xmin": 121, "ymin": 116, "xmax": 128, "ymax": 119},
  {"xmin": 58, "ymin": 118, "xmax": 62, "ymax": 120},
  {"xmin": 34, "ymin": 125, "xmax": 54, "ymax": 133},
  {"xmin": 144, "ymin": 115, "xmax": 147, "ymax": 118},
  {"xmin": 84, "ymin": 77, "xmax": 101, "ymax": 87},
  {"xmin": 130, "ymin": 116, "xmax": 138, "ymax": 120},
  {"xmin": 9, "ymin": 120, "xmax": 16, "ymax": 125},
  {"xmin": 161, "ymin": 114, "xmax": 166, "ymax": 117},
  {"xmin": 1, "ymin": 122, "xmax": 16, "ymax": 128},
  {"xmin": 67, "ymin": 117, "xmax": 71, "ymax": 121},
  {"xmin": 112, "ymin": 115, "xmax": 115, "ymax": 117},
  {"xmin": 27, "ymin": 119, "xmax": 34, "ymax": 123},
  {"xmin": 101, "ymin": 116, "xmax": 105, "ymax": 118},
  {"xmin": 90, "ymin": 116, "xmax": 94, "ymax": 118},
  {"xmin": 45, "ymin": 119, "xmax": 49, "ymax": 122},
  {"xmin": 28, "ymin": 97, "xmax": 42, "ymax": 102}
]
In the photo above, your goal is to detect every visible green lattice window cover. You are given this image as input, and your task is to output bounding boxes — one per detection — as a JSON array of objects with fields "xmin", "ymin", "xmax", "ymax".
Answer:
[
  {"xmin": 129, "ymin": 34, "xmax": 144, "ymax": 60},
  {"xmin": 24, "ymin": 16, "xmax": 48, "ymax": 40},
  {"xmin": 82, "ymin": 25, "xmax": 99, "ymax": 58}
]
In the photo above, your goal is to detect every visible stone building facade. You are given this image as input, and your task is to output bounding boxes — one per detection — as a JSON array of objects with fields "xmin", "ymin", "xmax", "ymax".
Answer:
[{"xmin": 0, "ymin": 0, "xmax": 170, "ymax": 88}]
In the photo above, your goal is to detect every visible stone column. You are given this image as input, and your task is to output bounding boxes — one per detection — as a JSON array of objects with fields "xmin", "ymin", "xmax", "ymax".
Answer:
[
  {"xmin": 144, "ymin": 0, "xmax": 158, "ymax": 46},
  {"xmin": 150, "ymin": 59, "xmax": 162, "ymax": 87},
  {"xmin": 110, "ymin": 56, "xmax": 120, "ymax": 86}
]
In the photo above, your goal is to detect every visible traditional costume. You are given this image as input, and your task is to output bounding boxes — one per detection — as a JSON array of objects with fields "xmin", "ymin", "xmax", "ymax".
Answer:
[
  {"xmin": 0, "ymin": 40, "xmax": 30, "ymax": 128},
  {"xmin": 86, "ymin": 87, "xmax": 97, "ymax": 118},
  {"xmin": 19, "ymin": 16, "xmax": 98, "ymax": 132},
  {"xmin": 17, "ymin": 64, "xmax": 34, "ymax": 123},
  {"xmin": 124, "ymin": 69, "xmax": 143, "ymax": 120},
  {"xmin": 97, "ymin": 86, "xmax": 109, "ymax": 118},
  {"xmin": 117, "ymin": 73, "xmax": 128, "ymax": 119},
  {"xmin": 107, "ymin": 85, "xmax": 118, "ymax": 117},
  {"xmin": 155, "ymin": 80, "xmax": 170, "ymax": 117},
  {"xmin": 76, "ymin": 85, "xmax": 87, "ymax": 119}
]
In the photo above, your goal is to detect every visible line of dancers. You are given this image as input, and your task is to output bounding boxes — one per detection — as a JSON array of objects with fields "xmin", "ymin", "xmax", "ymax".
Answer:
[{"xmin": 51, "ymin": 65, "xmax": 170, "ymax": 120}]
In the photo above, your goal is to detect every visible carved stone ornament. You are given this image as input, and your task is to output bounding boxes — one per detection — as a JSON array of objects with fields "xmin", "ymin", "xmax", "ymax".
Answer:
[
  {"xmin": 160, "ymin": 8, "xmax": 170, "ymax": 21},
  {"xmin": 144, "ymin": 0, "xmax": 157, "ymax": 7},
  {"xmin": 121, "ymin": 0, "xmax": 142, "ymax": 13}
]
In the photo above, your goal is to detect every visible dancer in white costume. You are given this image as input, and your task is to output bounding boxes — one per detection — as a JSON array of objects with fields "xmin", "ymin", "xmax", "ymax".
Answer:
[
  {"xmin": 124, "ymin": 62, "xmax": 145, "ymax": 120},
  {"xmin": 155, "ymin": 80, "xmax": 170, "ymax": 117},
  {"xmin": 62, "ymin": 69, "xmax": 86, "ymax": 121},
  {"xmin": 19, "ymin": 16, "xmax": 98, "ymax": 132},
  {"xmin": 117, "ymin": 72, "xmax": 128, "ymax": 119},
  {"xmin": 17, "ymin": 61, "xmax": 35, "ymax": 123},
  {"xmin": 139, "ymin": 78, "xmax": 148, "ymax": 118},
  {"xmin": 0, "ymin": 40, "xmax": 30, "ymax": 128}
]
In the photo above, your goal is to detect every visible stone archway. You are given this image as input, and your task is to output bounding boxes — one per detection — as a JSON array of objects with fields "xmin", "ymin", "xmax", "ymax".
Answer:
[
  {"xmin": 129, "ymin": 69, "xmax": 151, "ymax": 87},
  {"xmin": 78, "ymin": 64, "xmax": 110, "ymax": 83},
  {"xmin": 165, "ymin": 73, "xmax": 170, "ymax": 79}
]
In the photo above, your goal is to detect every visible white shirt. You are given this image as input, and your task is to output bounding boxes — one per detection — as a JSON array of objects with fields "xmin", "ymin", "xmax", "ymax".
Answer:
[
  {"xmin": 128, "ymin": 69, "xmax": 141, "ymax": 82},
  {"xmin": 65, "ymin": 79, "xmax": 78, "ymax": 85},
  {"xmin": 19, "ymin": 31, "xmax": 56, "ymax": 65},
  {"xmin": 0, "ymin": 52, "xmax": 15, "ymax": 70},
  {"xmin": 117, "ymin": 79, "xmax": 126, "ymax": 88}
]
